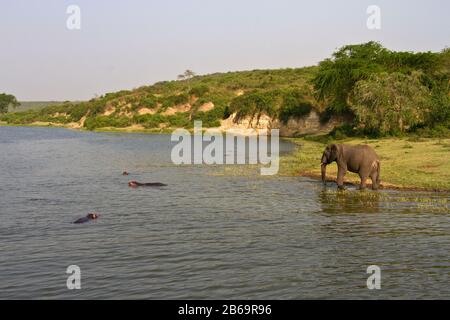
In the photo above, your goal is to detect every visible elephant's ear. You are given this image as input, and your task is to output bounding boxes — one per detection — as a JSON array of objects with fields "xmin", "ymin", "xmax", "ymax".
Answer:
[
  {"xmin": 331, "ymin": 144, "xmax": 338, "ymax": 156},
  {"xmin": 331, "ymin": 144, "xmax": 340, "ymax": 161}
]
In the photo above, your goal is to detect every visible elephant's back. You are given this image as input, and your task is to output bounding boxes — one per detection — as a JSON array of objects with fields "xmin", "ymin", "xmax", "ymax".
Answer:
[{"xmin": 356, "ymin": 144, "xmax": 380, "ymax": 160}]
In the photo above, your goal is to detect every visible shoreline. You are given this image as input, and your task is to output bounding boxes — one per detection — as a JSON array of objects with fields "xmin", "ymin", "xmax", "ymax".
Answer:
[
  {"xmin": 0, "ymin": 121, "xmax": 282, "ymax": 136},
  {"xmin": 298, "ymin": 171, "xmax": 450, "ymax": 193},
  {"xmin": 0, "ymin": 121, "xmax": 177, "ymax": 134},
  {"xmin": 2, "ymin": 123, "xmax": 449, "ymax": 192}
]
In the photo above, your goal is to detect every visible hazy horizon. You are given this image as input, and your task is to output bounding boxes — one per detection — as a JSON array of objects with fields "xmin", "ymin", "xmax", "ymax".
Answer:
[{"xmin": 1, "ymin": 0, "xmax": 449, "ymax": 101}]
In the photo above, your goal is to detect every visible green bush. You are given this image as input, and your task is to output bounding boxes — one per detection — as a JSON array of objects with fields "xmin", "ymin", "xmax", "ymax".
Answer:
[
  {"xmin": 279, "ymin": 90, "xmax": 313, "ymax": 123},
  {"xmin": 142, "ymin": 96, "xmax": 158, "ymax": 108},
  {"xmin": 161, "ymin": 94, "xmax": 190, "ymax": 109},
  {"xmin": 329, "ymin": 124, "xmax": 357, "ymax": 139},
  {"xmin": 349, "ymin": 72, "xmax": 431, "ymax": 136},
  {"xmin": 166, "ymin": 113, "xmax": 192, "ymax": 128},
  {"xmin": 132, "ymin": 113, "xmax": 191, "ymax": 129},
  {"xmin": 413, "ymin": 125, "xmax": 450, "ymax": 138},
  {"xmin": 279, "ymin": 102, "xmax": 312, "ymax": 123},
  {"xmin": 192, "ymin": 105, "xmax": 226, "ymax": 127},
  {"xmin": 133, "ymin": 114, "xmax": 166, "ymax": 128},
  {"xmin": 425, "ymin": 84, "xmax": 450, "ymax": 127},
  {"xmin": 189, "ymin": 85, "xmax": 209, "ymax": 97},
  {"xmin": 84, "ymin": 116, "xmax": 132, "ymax": 130},
  {"xmin": 228, "ymin": 90, "xmax": 279, "ymax": 120},
  {"xmin": 68, "ymin": 103, "xmax": 90, "ymax": 122},
  {"xmin": 0, "ymin": 110, "xmax": 40, "ymax": 124}
]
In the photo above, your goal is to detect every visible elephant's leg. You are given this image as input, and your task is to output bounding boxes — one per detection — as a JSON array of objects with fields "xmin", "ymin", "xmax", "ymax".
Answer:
[
  {"xmin": 337, "ymin": 168, "xmax": 346, "ymax": 190},
  {"xmin": 359, "ymin": 174, "xmax": 368, "ymax": 190},
  {"xmin": 358, "ymin": 165, "xmax": 372, "ymax": 190},
  {"xmin": 370, "ymin": 170, "xmax": 379, "ymax": 190}
]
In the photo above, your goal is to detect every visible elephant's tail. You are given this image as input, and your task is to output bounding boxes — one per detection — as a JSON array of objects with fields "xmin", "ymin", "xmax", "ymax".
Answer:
[{"xmin": 376, "ymin": 160, "xmax": 381, "ymax": 185}]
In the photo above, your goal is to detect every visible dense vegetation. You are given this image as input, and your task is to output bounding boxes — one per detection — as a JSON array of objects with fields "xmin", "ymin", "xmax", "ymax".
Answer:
[
  {"xmin": 314, "ymin": 42, "xmax": 450, "ymax": 137},
  {"xmin": 0, "ymin": 94, "xmax": 20, "ymax": 114},
  {"xmin": 0, "ymin": 67, "xmax": 317, "ymax": 130},
  {"xmin": 1, "ymin": 42, "xmax": 449, "ymax": 137}
]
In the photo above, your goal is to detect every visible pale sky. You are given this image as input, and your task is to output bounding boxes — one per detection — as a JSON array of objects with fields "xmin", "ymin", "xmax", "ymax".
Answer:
[{"xmin": 0, "ymin": 0, "xmax": 449, "ymax": 101}]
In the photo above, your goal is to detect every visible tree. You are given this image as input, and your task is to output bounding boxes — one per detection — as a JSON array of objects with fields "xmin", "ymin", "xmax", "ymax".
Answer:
[
  {"xmin": 427, "ymin": 80, "xmax": 450, "ymax": 127},
  {"xmin": 0, "ymin": 93, "xmax": 20, "ymax": 114},
  {"xmin": 177, "ymin": 69, "xmax": 196, "ymax": 81},
  {"xmin": 439, "ymin": 48, "xmax": 450, "ymax": 73},
  {"xmin": 184, "ymin": 69, "xmax": 196, "ymax": 79},
  {"xmin": 312, "ymin": 42, "xmax": 387, "ymax": 114},
  {"xmin": 177, "ymin": 70, "xmax": 196, "ymax": 92},
  {"xmin": 312, "ymin": 41, "xmax": 440, "ymax": 115},
  {"xmin": 349, "ymin": 72, "xmax": 431, "ymax": 135}
]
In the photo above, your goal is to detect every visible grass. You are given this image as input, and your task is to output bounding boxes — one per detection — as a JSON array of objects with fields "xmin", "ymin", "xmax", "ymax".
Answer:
[{"xmin": 279, "ymin": 137, "xmax": 450, "ymax": 191}]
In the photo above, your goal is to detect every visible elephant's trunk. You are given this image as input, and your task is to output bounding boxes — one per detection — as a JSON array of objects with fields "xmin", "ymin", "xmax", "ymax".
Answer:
[{"xmin": 321, "ymin": 163, "xmax": 327, "ymax": 183}]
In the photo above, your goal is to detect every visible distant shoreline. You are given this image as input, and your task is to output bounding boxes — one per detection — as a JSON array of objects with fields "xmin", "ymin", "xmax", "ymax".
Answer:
[
  {"xmin": 0, "ymin": 121, "xmax": 174, "ymax": 134},
  {"xmin": 0, "ymin": 121, "xmax": 283, "ymax": 136}
]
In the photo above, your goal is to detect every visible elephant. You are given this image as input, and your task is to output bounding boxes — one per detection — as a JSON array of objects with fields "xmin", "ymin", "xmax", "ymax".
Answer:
[{"xmin": 321, "ymin": 144, "xmax": 381, "ymax": 190}]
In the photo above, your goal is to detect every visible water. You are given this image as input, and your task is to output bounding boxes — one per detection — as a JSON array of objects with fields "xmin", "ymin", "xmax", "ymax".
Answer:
[{"xmin": 0, "ymin": 126, "xmax": 449, "ymax": 299}]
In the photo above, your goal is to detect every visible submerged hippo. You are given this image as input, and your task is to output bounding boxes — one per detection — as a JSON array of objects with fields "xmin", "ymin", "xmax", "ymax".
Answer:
[
  {"xmin": 74, "ymin": 213, "xmax": 99, "ymax": 224},
  {"xmin": 128, "ymin": 181, "xmax": 167, "ymax": 188},
  {"xmin": 122, "ymin": 171, "xmax": 129, "ymax": 176}
]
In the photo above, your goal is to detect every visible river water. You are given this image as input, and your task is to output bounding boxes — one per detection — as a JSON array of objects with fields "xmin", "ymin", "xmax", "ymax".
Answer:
[{"xmin": 0, "ymin": 126, "xmax": 448, "ymax": 299}]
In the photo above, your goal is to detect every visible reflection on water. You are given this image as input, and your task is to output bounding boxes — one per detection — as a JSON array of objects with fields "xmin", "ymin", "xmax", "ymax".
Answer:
[
  {"xmin": 0, "ymin": 126, "xmax": 449, "ymax": 299},
  {"xmin": 319, "ymin": 187, "xmax": 449, "ymax": 215},
  {"xmin": 318, "ymin": 189, "xmax": 383, "ymax": 214}
]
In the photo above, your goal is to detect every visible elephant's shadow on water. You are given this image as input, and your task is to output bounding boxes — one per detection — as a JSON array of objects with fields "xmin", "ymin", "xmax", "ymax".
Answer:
[{"xmin": 317, "ymin": 186, "xmax": 383, "ymax": 214}]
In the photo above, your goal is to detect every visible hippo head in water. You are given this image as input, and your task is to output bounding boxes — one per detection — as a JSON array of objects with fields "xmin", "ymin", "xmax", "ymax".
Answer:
[
  {"xmin": 74, "ymin": 213, "xmax": 99, "ymax": 224},
  {"xmin": 128, "ymin": 181, "xmax": 139, "ymax": 188},
  {"xmin": 122, "ymin": 171, "xmax": 129, "ymax": 176},
  {"xmin": 87, "ymin": 213, "xmax": 99, "ymax": 220}
]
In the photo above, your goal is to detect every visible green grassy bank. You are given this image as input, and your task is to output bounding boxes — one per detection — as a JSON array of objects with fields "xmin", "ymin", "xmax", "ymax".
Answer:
[{"xmin": 279, "ymin": 137, "xmax": 450, "ymax": 192}]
